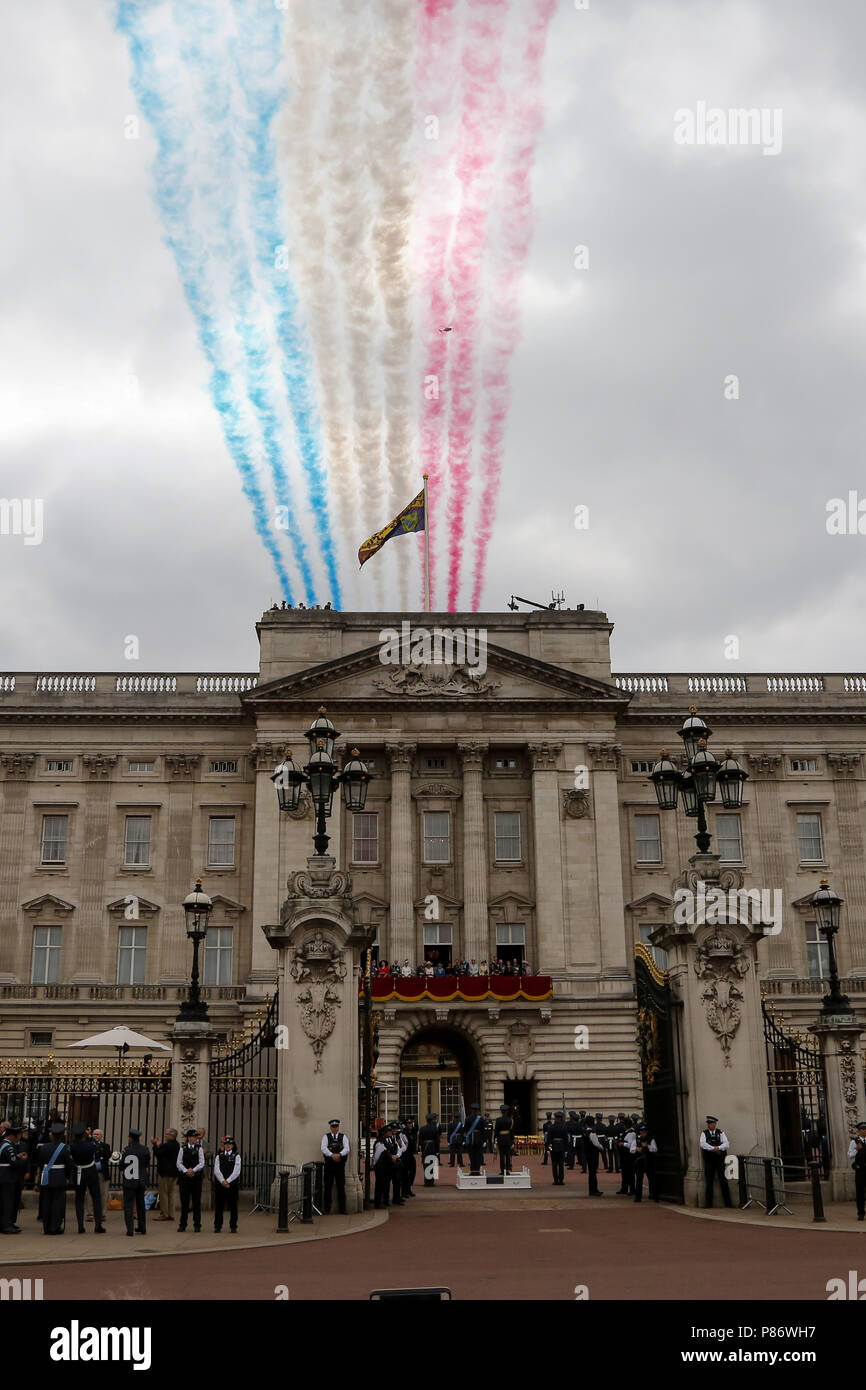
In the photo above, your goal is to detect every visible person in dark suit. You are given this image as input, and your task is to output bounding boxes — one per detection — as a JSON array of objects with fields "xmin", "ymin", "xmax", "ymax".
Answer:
[
  {"xmin": 176, "ymin": 1128, "xmax": 205, "ymax": 1231},
  {"xmin": 36, "ymin": 1121, "xmax": 72, "ymax": 1234},
  {"xmin": 541, "ymin": 1112, "xmax": 553, "ymax": 1166},
  {"xmin": 152, "ymin": 1128, "xmax": 181, "ymax": 1222},
  {"xmin": 121, "ymin": 1129, "xmax": 151, "ymax": 1236},
  {"xmin": 0, "ymin": 1122, "xmax": 28, "ymax": 1234},
  {"xmin": 69, "ymin": 1123, "xmax": 105, "ymax": 1233},
  {"xmin": 494, "ymin": 1105, "xmax": 516, "ymax": 1175},
  {"xmin": 548, "ymin": 1110, "xmax": 570, "ymax": 1185},
  {"xmin": 463, "ymin": 1104, "xmax": 486, "ymax": 1175},
  {"xmin": 417, "ymin": 1113, "xmax": 442, "ymax": 1186}
]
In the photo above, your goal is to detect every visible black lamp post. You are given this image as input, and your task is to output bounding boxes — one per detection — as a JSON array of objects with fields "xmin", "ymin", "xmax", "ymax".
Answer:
[
  {"xmin": 271, "ymin": 706, "xmax": 370, "ymax": 854},
  {"xmin": 177, "ymin": 877, "xmax": 212, "ymax": 1022},
  {"xmin": 811, "ymin": 878, "xmax": 851, "ymax": 1016},
  {"xmin": 649, "ymin": 708, "xmax": 748, "ymax": 854}
]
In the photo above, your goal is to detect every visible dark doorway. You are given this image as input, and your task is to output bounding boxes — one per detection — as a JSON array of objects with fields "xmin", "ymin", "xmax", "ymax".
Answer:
[
  {"xmin": 399, "ymin": 1027, "xmax": 481, "ymax": 1128},
  {"xmin": 503, "ymin": 1080, "xmax": 533, "ymax": 1133}
]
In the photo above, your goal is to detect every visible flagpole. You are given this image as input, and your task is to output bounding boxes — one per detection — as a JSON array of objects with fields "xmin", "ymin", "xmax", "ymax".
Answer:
[{"xmin": 422, "ymin": 472, "xmax": 431, "ymax": 613}]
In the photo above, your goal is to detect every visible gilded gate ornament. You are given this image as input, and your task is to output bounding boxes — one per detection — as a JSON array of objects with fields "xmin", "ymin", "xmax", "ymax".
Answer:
[{"xmin": 636, "ymin": 1007, "xmax": 661, "ymax": 1085}]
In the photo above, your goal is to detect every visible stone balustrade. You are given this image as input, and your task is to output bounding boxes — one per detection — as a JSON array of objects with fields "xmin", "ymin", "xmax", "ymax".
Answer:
[{"xmin": 613, "ymin": 673, "xmax": 866, "ymax": 699}]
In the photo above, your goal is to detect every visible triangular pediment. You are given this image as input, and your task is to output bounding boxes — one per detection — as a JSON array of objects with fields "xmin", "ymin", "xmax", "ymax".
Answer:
[
  {"xmin": 21, "ymin": 893, "xmax": 76, "ymax": 915},
  {"xmin": 243, "ymin": 640, "xmax": 628, "ymax": 710},
  {"xmin": 487, "ymin": 891, "xmax": 536, "ymax": 910},
  {"xmin": 106, "ymin": 895, "xmax": 161, "ymax": 915},
  {"xmin": 413, "ymin": 892, "xmax": 463, "ymax": 911},
  {"xmin": 208, "ymin": 894, "xmax": 246, "ymax": 916},
  {"xmin": 625, "ymin": 892, "xmax": 673, "ymax": 913}
]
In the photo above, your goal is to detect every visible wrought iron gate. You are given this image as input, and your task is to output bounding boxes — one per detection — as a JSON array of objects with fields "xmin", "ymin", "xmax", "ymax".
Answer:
[
  {"xmin": 209, "ymin": 994, "xmax": 278, "ymax": 1186},
  {"xmin": 762, "ymin": 994, "xmax": 829, "ymax": 1181},
  {"xmin": 634, "ymin": 942, "xmax": 686, "ymax": 1202}
]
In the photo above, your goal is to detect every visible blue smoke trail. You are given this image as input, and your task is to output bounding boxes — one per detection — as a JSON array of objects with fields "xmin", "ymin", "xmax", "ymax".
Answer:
[
  {"xmin": 115, "ymin": 0, "xmax": 298, "ymax": 601},
  {"xmin": 228, "ymin": 0, "xmax": 343, "ymax": 609}
]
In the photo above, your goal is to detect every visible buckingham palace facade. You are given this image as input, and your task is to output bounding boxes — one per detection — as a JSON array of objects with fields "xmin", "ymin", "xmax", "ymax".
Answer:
[{"xmin": 1, "ymin": 606, "xmax": 865, "ymax": 1125}]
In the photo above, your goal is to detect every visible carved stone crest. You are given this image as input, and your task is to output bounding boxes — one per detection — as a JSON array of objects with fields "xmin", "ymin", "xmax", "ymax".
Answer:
[
  {"xmin": 504, "ymin": 1021, "xmax": 535, "ymax": 1062},
  {"xmin": 283, "ymin": 789, "xmax": 314, "ymax": 821},
  {"xmin": 374, "ymin": 666, "xmax": 501, "ymax": 697},
  {"xmin": 289, "ymin": 930, "xmax": 347, "ymax": 984},
  {"xmin": 290, "ymin": 929, "xmax": 346, "ymax": 1071},
  {"xmin": 694, "ymin": 928, "xmax": 750, "ymax": 1065},
  {"xmin": 285, "ymin": 861, "xmax": 351, "ymax": 901},
  {"xmin": 561, "ymin": 788, "xmax": 592, "ymax": 819}
]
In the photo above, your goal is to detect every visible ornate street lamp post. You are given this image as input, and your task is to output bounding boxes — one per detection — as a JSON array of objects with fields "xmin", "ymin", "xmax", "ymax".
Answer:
[
  {"xmin": 271, "ymin": 706, "xmax": 370, "ymax": 854},
  {"xmin": 650, "ymin": 708, "xmax": 748, "ymax": 853},
  {"xmin": 811, "ymin": 878, "xmax": 851, "ymax": 1017},
  {"xmin": 177, "ymin": 877, "xmax": 213, "ymax": 1022}
]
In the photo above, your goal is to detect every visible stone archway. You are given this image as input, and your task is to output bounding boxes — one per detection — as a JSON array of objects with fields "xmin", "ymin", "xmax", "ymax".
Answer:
[{"xmin": 397, "ymin": 1024, "xmax": 483, "ymax": 1129}]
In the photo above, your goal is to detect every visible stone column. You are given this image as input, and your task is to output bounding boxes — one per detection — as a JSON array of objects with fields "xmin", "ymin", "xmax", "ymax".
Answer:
[
  {"xmin": 160, "ymin": 754, "xmax": 201, "ymax": 983},
  {"xmin": 654, "ymin": 853, "xmax": 774, "ymax": 1206},
  {"xmin": 73, "ymin": 755, "xmax": 117, "ymax": 983},
  {"xmin": 586, "ymin": 742, "xmax": 629, "ymax": 978},
  {"xmin": 826, "ymin": 754, "xmax": 866, "ymax": 975},
  {"xmin": 0, "ymin": 755, "xmax": 34, "ymax": 982},
  {"xmin": 745, "ymin": 755, "xmax": 795, "ymax": 976},
  {"xmin": 459, "ymin": 742, "xmax": 488, "ymax": 963},
  {"xmin": 169, "ymin": 1018, "xmax": 218, "ymax": 1137},
  {"xmin": 386, "ymin": 744, "xmax": 415, "ymax": 965},
  {"xmin": 249, "ymin": 740, "xmax": 286, "ymax": 983},
  {"xmin": 528, "ymin": 743, "xmax": 565, "ymax": 972},
  {"xmin": 810, "ymin": 1017, "xmax": 866, "ymax": 1202},
  {"xmin": 261, "ymin": 855, "xmax": 368, "ymax": 1213}
]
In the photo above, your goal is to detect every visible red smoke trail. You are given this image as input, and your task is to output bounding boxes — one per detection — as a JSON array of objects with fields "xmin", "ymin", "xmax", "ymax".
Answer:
[
  {"xmin": 415, "ymin": 0, "xmax": 458, "ymax": 610},
  {"xmin": 444, "ymin": 0, "xmax": 509, "ymax": 613},
  {"xmin": 470, "ymin": 0, "xmax": 556, "ymax": 611}
]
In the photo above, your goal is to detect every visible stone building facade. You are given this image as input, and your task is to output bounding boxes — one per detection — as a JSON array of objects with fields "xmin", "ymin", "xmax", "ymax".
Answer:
[{"xmin": 1, "ymin": 608, "xmax": 864, "ymax": 1127}]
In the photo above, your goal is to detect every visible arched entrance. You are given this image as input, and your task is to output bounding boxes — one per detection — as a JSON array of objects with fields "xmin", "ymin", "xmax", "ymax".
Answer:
[{"xmin": 398, "ymin": 1027, "xmax": 482, "ymax": 1130}]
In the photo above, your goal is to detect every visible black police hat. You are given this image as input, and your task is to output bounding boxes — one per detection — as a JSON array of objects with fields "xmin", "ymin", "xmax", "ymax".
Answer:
[
  {"xmin": 50, "ymin": 1121, "xmax": 65, "ymax": 1135},
  {"xmin": 554, "ymin": 1110, "xmax": 564, "ymax": 1117},
  {"xmin": 706, "ymin": 1115, "xmax": 719, "ymax": 1124},
  {"xmin": 185, "ymin": 1128, "xmax": 199, "ymax": 1137},
  {"xmin": 128, "ymin": 1128, "xmax": 141, "ymax": 1139},
  {"xmin": 425, "ymin": 1113, "xmax": 438, "ymax": 1121},
  {"xmin": 328, "ymin": 1119, "xmax": 341, "ymax": 1127},
  {"xmin": 72, "ymin": 1123, "xmax": 87, "ymax": 1138}
]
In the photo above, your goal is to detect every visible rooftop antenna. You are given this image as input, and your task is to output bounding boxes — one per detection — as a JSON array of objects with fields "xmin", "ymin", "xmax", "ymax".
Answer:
[
  {"xmin": 509, "ymin": 593, "xmax": 564, "ymax": 612},
  {"xmin": 550, "ymin": 589, "xmax": 565, "ymax": 610}
]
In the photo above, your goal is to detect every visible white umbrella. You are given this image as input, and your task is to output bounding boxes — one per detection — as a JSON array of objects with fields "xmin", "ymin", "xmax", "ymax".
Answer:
[{"xmin": 66, "ymin": 1026, "xmax": 170, "ymax": 1052}]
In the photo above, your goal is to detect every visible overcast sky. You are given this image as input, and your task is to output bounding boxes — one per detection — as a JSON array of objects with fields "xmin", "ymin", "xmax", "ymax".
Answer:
[{"xmin": 2, "ymin": 0, "xmax": 865, "ymax": 676}]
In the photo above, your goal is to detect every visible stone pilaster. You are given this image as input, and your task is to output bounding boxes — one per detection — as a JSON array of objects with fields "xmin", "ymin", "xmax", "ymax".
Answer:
[
  {"xmin": 459, "ymin": 741, "xmax": 488, "ymax": 962},
  {"xmin": 169, "ymin": 1019, "xmax": 217, "ymax": 1137},
  {"xmin": 72, "ymin": 756, "xmax": 117, "ymax": 982},
  {"xmin": 586, "ymin": 742, "xmax": 629, "ymax": 977},
  {"xmin": 826, "ymin": 754, "xmax": 866, "ymax": 975},
  {"xmin": 746, "ymin": 755, "xmax": 795, "ymax": 976},
  {"xmin": 528, "ymin": 743, "xmax": 565, "ymax": 972},
  {"xmin": 810, "ymin": 1017, "xmax": 866, "ymax": 1202},
  {"xmin": 387, "ymin": 743, "xmax": 415, "ymax": 964},
  {"xmin": 159, "ymin": 753, "xmax": 200, "ymax": 983},
  {"xmin": 0, "ymin": 757, "xmax": 34, "ymax": 982},
  {"xmin": 249, "ymin": 740, "xmax": 287, "ymax": 983}
]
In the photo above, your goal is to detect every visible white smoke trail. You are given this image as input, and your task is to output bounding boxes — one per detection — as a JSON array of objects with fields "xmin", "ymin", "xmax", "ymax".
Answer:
[
  {"xmin": 369, "ymin": 0, "xmax": 417, "ymax": 609},
  {"xmin": 278, "ymin": 0, "xmax": 359, "ymax": 607}
]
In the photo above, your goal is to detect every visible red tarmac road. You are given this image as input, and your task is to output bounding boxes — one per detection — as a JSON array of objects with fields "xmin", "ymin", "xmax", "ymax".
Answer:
[{"xmin": 4, "ymin": 1160, "xmax": 863, "ymax": 1301}]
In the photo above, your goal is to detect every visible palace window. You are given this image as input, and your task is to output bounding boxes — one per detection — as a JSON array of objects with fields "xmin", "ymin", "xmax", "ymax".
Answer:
[
  {"xmin": 352, "ymin": 811, "xmax": 379, "ymax": 864},
  {"xmin": 117, "ymin": 925, "xmax": 147, "ymax": 985},
  {"xmin": 128, "ymin": 760, "xmax": 155, "ymax": 773},
  {"xmin": 797, "ymin": 812, "xmax": 824, "ymax": 863},
  {"xmin": 639, "ymin": 924, "xmax": 668, "ymax": 971},
  {"xmin": 31, "ymin": 926, "xmax": 61, "ymax": 984},
  {"xmin": 40, "ymin": 814, "xmax": 68, "ymax": 864},
  {"xmin": 630, "ymin": 760, "xmax": 653, "ymax": 774},
  {"xmin": 204, "ymin": 926, "xmax": 233, "ymax": 985},
  {"xmin": 208, "ymin": 816, "xmax": 236, "ymax": 867},
  {"xmin": 123, "ymin": 815, "xmax": 152, "ymax": 867},
  {"xmin": 494, "ymin": 756, "xmax": 519, "ymax": 771},
  {"xmin": 791, "ymin": 758, "xmax": 818, "ymax": 773},
  {"xmin": 494, "ymin": 811, "xmax": 522, "ymax": 862},
  {"xmin": 423, "ymin": 923, "xmax": 452, "ymax": 968},
  {"xmin": 423, "ymin": 811, "xmax": 451, "ymax": 863},
  {"xmin": 495, "ymin": 923, "xmax": 525, "ymax": 967},
  {"xmin": 805, "ymin": 920, "xmax": 830, "ymax": 980},
  {"xmin": 29, "ymin": 1031, "xmax": 52, "ymax": 1048},
  {"xmin": 209, "ymin": 760, "xmax": 238, "ymax": 774},
  {"xmin": 634, "ymin": 813, "xmax": 662, "ymax": 863},
  {"xmin": 716, "ymin": 813, "xmax": 743, "ymax": 863},
  {"xmin": 46, "ymin": 759, "xmax": 73, "ymax": 773}
]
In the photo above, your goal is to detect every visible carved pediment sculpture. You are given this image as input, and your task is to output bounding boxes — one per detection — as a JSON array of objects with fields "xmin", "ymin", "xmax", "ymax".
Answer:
[
  {"xmin": 372, "ymin": 665, "xmax": 501, "ymax": 697},
  {"xmin": 285, "ymin": 862, "xmax": 351, "ymax": 901}
]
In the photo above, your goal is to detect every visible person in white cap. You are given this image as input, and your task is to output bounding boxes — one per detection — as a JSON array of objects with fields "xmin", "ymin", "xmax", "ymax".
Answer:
[
  {"xmin": 700, "ymin": 1115, "xmax": 732, "ymax": 1208},
  {"xmin": 321, "ymin": 1119, "xmax": 349, "ymax": 1215},
  {"xmin": 213, "ymin": 1135, "xmax": 241, "ymax": 1233}
]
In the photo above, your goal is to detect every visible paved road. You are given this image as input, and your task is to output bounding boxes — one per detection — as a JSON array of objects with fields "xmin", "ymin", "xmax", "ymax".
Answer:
[{"xmin": 6, "ymin": 1188, "xmax": 862, "ymax": 1301}]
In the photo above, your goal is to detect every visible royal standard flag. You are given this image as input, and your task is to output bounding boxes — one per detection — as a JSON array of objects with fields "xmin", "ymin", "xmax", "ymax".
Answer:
[{"xmin": 358, "ymin": 488, "xmax": 426, "ymax": 568}]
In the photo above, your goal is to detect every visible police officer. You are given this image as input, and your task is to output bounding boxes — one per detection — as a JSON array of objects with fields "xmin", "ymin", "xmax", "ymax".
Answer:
[
  {"xmin": 630, "ymin": 1123, "xmax": 659, "ymax": 1203},
  {"xmin": 584, "ymin": 1116, "xmax": 605, "ymax": 1196},
  {"xmin": 69, "ymin": 1123, "xmax": 105, "ymax": 1233},
  {"xmin": 389, "ymin": 1124, "xmax": 406, "ymax": 1206},
  {"xmin": 494, "ymin": 1104, "xmax": 516, "ymax": 1175},
  {"xmin": 36, "ymin": 1120, "xmax": 72, "ymax": 1234},
  {"xmin": 417, "ymin": 1112, "xmax": 442, "ymax": 1186},
  {"xmin": 401, "ymin": 1117, "xmax": 418, "ymax": 1198},
  {"xmin": 372, "ymin": 1123, "xmax": 395, "ymax": 1208},
  {"xmin": 548, "ymin": 1110, "xmax": 569, "ymax": 1185},
  {"xmin": 176, "ymin": 1127, "xmax": 205, "ymax": 1231},
  {"xmin": 616, "ymin": 1117, "xmax": 636, "ymax": 1195},
  {"xmin": 0, "ymin": 1121, "xmax": 28, "ymax": 1234},
  {"xmin": 541, "ymin": 1111, "xmax": 553, "ymax": 1166},
  {"xmin": 463, "ymin": 1103, "xmax": 486, "ymax": 1175},
  {"xmin": 700, "ymin": 1115, "xmax": 732, "ymax": 1208},
  {"xmin": 565, "ymin": 1112, "xmax": 581, "ymax": 1172},
  {"xmin": 213, "ymin": 1134, "xmax": 241, "ymax": 1232},
  {"xmin": 120, "ymin": 1128, "xmax": 150, "ymax": 1236},
  {"xmin": 848, "ymin": 1120, "xmax": 866, "ymax": 1221},
  {"xmin": 598, "ymin": 1115, "xmax": 613, "ymax": 1172},
  {"xmin": 321, "ymin": 1119, "xmax": 349, "ymax": 1215}
]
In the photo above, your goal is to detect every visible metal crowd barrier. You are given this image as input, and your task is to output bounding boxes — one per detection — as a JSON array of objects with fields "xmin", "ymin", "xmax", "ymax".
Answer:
[
  {"xmin": 251, "ymin": 1161, "xmax": 303, "ymax": 1217},
  {"xmin": 736, "ymin": 1154, "xmax": 792, "ymax": 1216}
]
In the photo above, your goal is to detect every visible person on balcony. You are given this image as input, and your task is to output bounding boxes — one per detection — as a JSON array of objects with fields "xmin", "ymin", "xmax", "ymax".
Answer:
[
  {"xmin": 479, "ymin": 959, "xmax": 488, "ymax": 976},
  {"xmin": 468, "ymin": 959, "xmax": 479, "ymax": 976},
  {"xmin": 424, "ymin": 961, "xmax": 435, "ymax": 978},
  {"xmin": 400, "ymin": 959, "xmax": 412, "ymax": 977}
]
